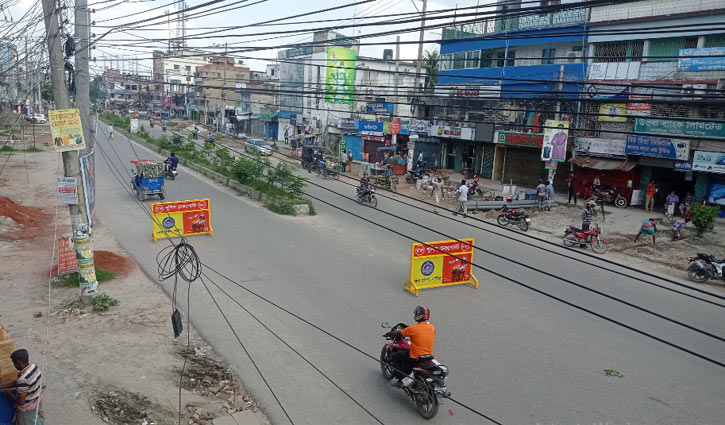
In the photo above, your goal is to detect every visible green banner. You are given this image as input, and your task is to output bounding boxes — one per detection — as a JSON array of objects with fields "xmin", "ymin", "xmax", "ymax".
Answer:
[
  {"xmin": 325, "ymin": 47, "xmax": 357, "ymax": 105},
  {"xmin": 634, "ymin": 117, "xmax": 725, "ymax": 140}
]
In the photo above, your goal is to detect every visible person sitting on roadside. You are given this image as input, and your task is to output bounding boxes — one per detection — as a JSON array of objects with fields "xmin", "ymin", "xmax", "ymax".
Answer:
[{"xmin": 672, "ymin": 211, "xmax": 691, "ymax": 240}]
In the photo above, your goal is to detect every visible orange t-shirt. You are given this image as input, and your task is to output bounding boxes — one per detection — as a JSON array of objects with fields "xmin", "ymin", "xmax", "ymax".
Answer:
[{"xmin": 401, "ymin": 322, "xmax": 435, "ymax": 359}]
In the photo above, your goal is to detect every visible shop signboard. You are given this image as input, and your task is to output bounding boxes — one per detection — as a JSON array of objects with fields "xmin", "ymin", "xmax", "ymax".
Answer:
[
  {"xmin": 387, "ymin": 120, "xmax": 402, "ymax": 135},
  {"xmin": 574, "ymin": 137, "xmax": 627, "ymax": 158},
  {"xmin": 708, "ymin": 184, "xmax": 725, "ymax": 205},
  {"xmin": 598, "ymin": 103, "xmax": 627, "ymax": 122},
  {"xmin": 585, "ymin": 83, "xmax": 630, "ymax": 99},
  {"xmin": 337, "ymin": 118, "xmax": 357, "ymax": 129},
  {"xmin": 587, "ymin": 62, "xmax": 640, "ymax": 81},
  {"xmin": 383, "ymin": 121, "xmax": 409, "ymax": 135},
  {"xmin": 430, "ymin": 125, "xmax": 474, "ymax": 140},
  {"xmin": 365, "ymin": 102, "xmax": 394, "ymax": 114},
  {"xmin": 434, "ymin": 84, "xmax": 501, "ymax": 98},
  {"xmin": 324, "ymin": 46, "xmax": 357, "ymax": 104},
  {"xmin": 57, "ymin": 176, "xmax": 78, "ymax": 204},
  {"xmin": 540, "ymin": 120, "xmax": 569, "ymax": 162},
  {"xmin": 634, "ymin": 118, "xmax": 725, "ymax": 140},
  {"xmin": 692, "ymin": 150, "xmax": 725, "ymax": 174},
  {"xmin": 359, "ymin": 121, "xmax": 384, "ymax": 135},
  {"xmin": 625, "ymin": 135, "xmax": 690, "ymax": 160},
  {"xmin": 674, "ymin": 161, "xmax": 692, "ymax": 172},
  {"xmin": 678, "ymin": 47, "xmax": 725, "ymax": 71},
  {"xmin": 409, "ymin": 120, "xmax": 430, "ymax": 134},
  {"xmin": 49, "ymin": 108, "xmax": 86, "ymax": 152},
  {"xmin": 151, "ymin": 199, "xmax": 214, "ymax": 242},
  {"xmin": 496, "ymin": 131, "xmax": 543, "ymax": 148},
  {"xmin": 403, "ymin": 238, "xmax": 478, "ymax": 296},
  {"xmin": 627, "ymin": 96, "xmax": 651, "ymax": 116}
]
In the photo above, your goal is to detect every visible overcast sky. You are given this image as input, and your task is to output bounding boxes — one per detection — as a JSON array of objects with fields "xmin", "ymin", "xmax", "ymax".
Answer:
[{"xmin": 5, "ymin": 0, "xmax": 490, "ymax": 75}]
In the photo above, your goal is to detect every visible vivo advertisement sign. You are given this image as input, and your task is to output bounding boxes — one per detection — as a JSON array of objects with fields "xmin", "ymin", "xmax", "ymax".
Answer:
[{"xmin": 358, "ymin": 121, "xmax": 384, "ymax": 135}]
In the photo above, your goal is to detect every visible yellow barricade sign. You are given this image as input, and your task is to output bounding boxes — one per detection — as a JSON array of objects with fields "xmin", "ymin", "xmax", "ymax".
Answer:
[
  {"xmin": 404, "ymin": 238, "xmax": 478, "ymax": 296},
  {"xmin": 151, "ymin": 199, "xmax": 213, "ymax": 242}
]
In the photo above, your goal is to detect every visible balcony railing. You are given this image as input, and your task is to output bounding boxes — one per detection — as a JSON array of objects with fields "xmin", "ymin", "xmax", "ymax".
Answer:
[
  {"xmin": 442, "ymin": 7, "xmax": 587, "ymax": 41},
  {"xmin": 590, "ymin": 0, "xmax": 723, "ymax": 23}
]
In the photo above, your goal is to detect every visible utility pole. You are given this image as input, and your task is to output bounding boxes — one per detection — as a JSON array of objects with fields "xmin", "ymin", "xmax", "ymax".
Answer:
[
  {"xmin": 42, "ymin": 0, "xmax": 98, "ymax": 301},
  {"xmin": 392, "ymin": 35, "xmax": 400, "ymax": 147},
  {"xmin": 76, "ymin": 0, "xmax": 94, "ymax": 152},
  {"xmin": 414, "ymin": 0, "xmax": 427, "ymax": 92}
]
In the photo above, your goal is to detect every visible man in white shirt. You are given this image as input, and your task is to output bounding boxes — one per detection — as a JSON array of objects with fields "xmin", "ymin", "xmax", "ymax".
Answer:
[
  {"xmin": 455, "ymin": 179, "xmax": 469, "ymax": 216},
  {"xmin": 108, "ymin": 124, "xmax": 114, "ymax": 140}
]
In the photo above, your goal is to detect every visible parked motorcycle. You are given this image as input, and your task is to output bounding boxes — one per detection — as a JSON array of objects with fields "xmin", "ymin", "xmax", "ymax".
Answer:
[
  {"xmin": 356, "ymin": 185, "xmax": 377, "ymax": 208},
  {"xmin": 687, "ymin": 253, "xmax": 725, "ymax": 283},
  {"xmin": 405, "ymin": 169, "xmax": 426, "ymax": 184},
  {"xmin": 496, "ymin": 204, "xmax": 530, "ymax": 231},
  {"xmin": 563, "ymin": 223, "xmax": 608, "ymax": 254},
  {"xmin": 591, "ymin": 186, "xmax": 628, "ymax": 208},
  {"xmin": 380, "ymin": 322, "xmax": 449, "ymax": 419}
]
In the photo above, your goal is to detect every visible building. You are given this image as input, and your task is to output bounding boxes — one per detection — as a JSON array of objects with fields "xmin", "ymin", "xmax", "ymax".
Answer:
[
  {"xmin": 576, "ymin": 0, "xmax": 725, "ymax": 204},
  {"xmin": 103, "ymin": 68, "xmax": 151, "ymax": 109},
  {"xmin": 414, "ymin": 0, "xmax": 589, "ymax": 184},
  {"xmin": 195, "ymin": 56, "xmax": 250, "ymax": 130},
  {"xmin": 152, "ymin": 50, "xmax": 210, "ymax": 117}
]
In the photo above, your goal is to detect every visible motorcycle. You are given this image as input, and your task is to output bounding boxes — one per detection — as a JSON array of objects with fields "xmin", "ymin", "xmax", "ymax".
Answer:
[
  {"xmin": 687, "ymin": 253, "xmax": 725, "ymax": 283},
  {"xmin": 562, "ymin": 223, "xmax": 608, "ymax": 254},
  {"xmin": 591, "ymin": 186, "xmax": 628, "ymax": 208},
  {"xmin": 405, "ymin": 169, "xmax": 426, "ymax": 184},
  {"xmin": 380, "ymin": 322, "xmax": 449, "ymax": 419},
  {"xmin": 164, "ymin": 160, "xmax": 177, "ymax": 180},
  {"xmin": 356, "ymin": 185, "xmax": 377, "ymax": 208},
  {"xmin": 270, "ymin": 141, "xmax": 279, "ymax": 152},
  {"xmin": 496, "ymin": 204, "xmax": 530, "ymax": 231}
]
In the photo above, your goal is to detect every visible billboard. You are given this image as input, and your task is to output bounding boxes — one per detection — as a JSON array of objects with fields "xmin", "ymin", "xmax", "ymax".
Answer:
[
  {"xmin": 625, "ymin": 135, "xmax": 690, "ymax": 160},
  {"xmin": 324, "ymin": 47, "xmax": 357, "ymax": 104},
  {"xmin": 540, "ymin": 120, "xmax": 569, "ymax": 162},
  {"xmin": 404, "ymin": 238, "xmax": 478, "ymax": 296},
  {"xmin": 678, "ymin": 47, "xmax": 725, "ymax": 71},
  {"xmin": 151, "ymin": 199, "xmax": 214, "ymax": 242},
  {"xmin": 49, "ymin": 109, "xmax": 86, "ymax": 152},
  {"xmin": 692, "ymin": 150, "xmax": 725, "ymax": 174}
]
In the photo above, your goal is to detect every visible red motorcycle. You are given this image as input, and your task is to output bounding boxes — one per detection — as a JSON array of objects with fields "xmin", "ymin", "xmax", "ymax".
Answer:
[
  {"xmin": 380, "ymin": 323, "xmax": 449, "ymax": 419},
  {"xmin": 563, "ymin": 223, "xmax": 608, "ymax": 254},
  {"xmin": 496, "ymin": 204, "xmax": 531, "ymax": 231}
]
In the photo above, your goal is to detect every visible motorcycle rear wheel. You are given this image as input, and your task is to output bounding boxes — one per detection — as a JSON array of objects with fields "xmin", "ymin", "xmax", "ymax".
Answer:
[
  {"xmin": 517, "ymin": 220, "xmax": 529, "ymax": 231},
  {"xmin": 688, "ymin": 264, "xmax": 710, "ymax": 283},
  {"xmin": 369, "ymin": 196, "xmax": 378, "ymax": 208},
  {"xmin": 590, "ymin": 239, "xmax": 608, "ymax": 254},
  {"xmin": 614, "ymin": 196, "xmax": 627, "ymax": 208},
  {"xmin": 380, "ymin": 348, "xmax": 394, "ymax": 380},
  {"xmin": 414, "ymin": 381, "xmax": 440, "ymax": 419},
  {"xmin": 496, "ymin": 216, "xmax": 510, "ymax": 226},
  {"xmin": 563, "ymin": 233, "xmax": 578, "ymax": 247}
]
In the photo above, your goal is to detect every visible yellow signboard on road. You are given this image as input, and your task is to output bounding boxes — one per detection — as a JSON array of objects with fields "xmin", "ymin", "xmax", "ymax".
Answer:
[
  {"xmin": 151, "ymin": 199, "xmax": 213, "ymax": 242},
  {"xmin": 404, "ymin": 238, "xmax": 478, "ymax": 296},
  {"xmin": 49, "ymin": 109, "xmax": 86, "ymax": 152}
]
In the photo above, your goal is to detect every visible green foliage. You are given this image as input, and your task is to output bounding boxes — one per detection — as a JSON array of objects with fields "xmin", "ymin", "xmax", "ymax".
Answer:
[
  {"xmin": 0, "ymin": 145, "xmax": 16, "ymax": 152},
  {"xmin": 92, "ymin": 294, "xmax": 119, "ymax": 312},
  {"xmin": 266, "ymin": 199, "xmax": 296, "ymax": 215},
  {"xmin": 690, "ymin": 203, "xmax": 720, "ymax": 236},
  {"xmin": 101, "ymin": 113, "xmax": 131, "ymax": 132},
  {"xmin": 40, "ymin": 81, "xmax": 54, "ymax": 102},
  {"xmin": 24, "ymin": 146, "xmax": 43, "ymax": 152},
  {"xmin": 59, "ymin": 269, "xmax": 116, "ymax": 287},
  {"xmin": 188, "ymin": 132, "xmax": 195, "ymax": 140},
  {"xmin": 423, "ymin": 49, "xmax": 440, "ymax": 92}
]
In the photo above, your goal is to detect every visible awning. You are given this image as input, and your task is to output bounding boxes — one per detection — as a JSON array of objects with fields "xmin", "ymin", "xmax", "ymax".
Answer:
[{"xmin": 571, "ymin": 156, "xmax": 638, "ymax": 171}]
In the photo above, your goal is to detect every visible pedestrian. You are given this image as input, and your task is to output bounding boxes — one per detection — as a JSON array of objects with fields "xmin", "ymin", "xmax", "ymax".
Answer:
[
  {"xmin": 634, "ymin": 218, "xmax": 658, "ymax": 246},
  {"xmin": 454, "ymin": 179, "xmax": 469, "ymax": 217},
  {"xmin": 665, "ymin": 190, "xmax": 679, "ymax": 216},
  {"xmin": 645, "ymin": 180, "xmax": 656, "ymax": 211},
  {"xmin": 567, "ymin": 173, "xmax": 578, "ymax": 204},
  {"xmin": 536, "ymin": 180, "xmax": 547, "ymax": 212},
  {"xmin": 581, "ymin": 200, "xmax": 596, "ymax": 231},
  {"xmin": 592, "ymin": 175, "xmax": 601, "ymax": 189},
  {"xmin": 545, "ymin": 180, "xmax": 555, "ymax": 211},
  {"xmin": 108, "ymin": 123, "xmax": 114, "ymax": 140},
  {"xmin": 284, "ymin": 127, "xmax": 289, "ymax": 145},
  {"xmin": 431, "ymin": 177, "xmax": 444, "ymax": 205},
  {"xmin": 680, "ymin": 192, "xmax": 694, "ymax": 216},
  {"xmin": 347, "ymin": 149, "xmax": 353, "ymax": 172},
  {"xmin": 417, "ymin": 152, "xmax": 424, "ymax": 169},
  {"xmin": 671, "ymin": 212, "xmax": 690, "ymax": 240},
  {"xmin": 193, "ymin": 126, "xmax": 199, "ymax": 140},
  {"xmin": 0, "ymin": 349, "xmax": 45, "ymax": 425}
]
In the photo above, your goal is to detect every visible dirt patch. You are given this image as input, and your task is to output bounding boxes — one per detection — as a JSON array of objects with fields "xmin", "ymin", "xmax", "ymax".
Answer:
[
  {"xmin": 94, "ymin": 250, "xmax": 135, "ymax": 275},
  {"xmin": 177, "ymin": 347, "xmax": 233, "ymax": 393},
  {"xmin": 0, "ymin": 196, "xmax": 51, "ymax": 240},
  {"xmin": 89, "ymin": 386, "xmax": 176, "ymax": 425}
]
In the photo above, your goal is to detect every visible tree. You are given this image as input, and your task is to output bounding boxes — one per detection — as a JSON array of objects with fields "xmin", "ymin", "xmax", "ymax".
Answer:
[
  {"xmin": 423, "ymin": 49, "xmax": 440, "ymax": 92},
  {"xmin": 40, "ymin": 81, "xmax": 54, "ymax": 102},
  {"xmin": 90, "ymin": 76, "xmax": 103, "ymax": 103}
]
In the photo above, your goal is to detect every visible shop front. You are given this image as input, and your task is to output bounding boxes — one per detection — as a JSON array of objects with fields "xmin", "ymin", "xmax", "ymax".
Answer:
[
  {"xmin": 571, "ymin": 137, "xmax": 639, "ymax": 201},
  {"xmin": 692, "ymin": 150, "xmax": 725, "ymax": 211},
  {"xmin": 359, "ymin": 121, "xmax": 385, "ymax": 163},
  {"xmin": 337, "ymin": 118, "xmax": 362, "ymax": 160},
  {"xmin": 431, "ymin": 124, "xmax": 477, "ymax": 175},
  {"xmin": 492, "ymin": 131, "xmax": 547, "ymax": 187}
]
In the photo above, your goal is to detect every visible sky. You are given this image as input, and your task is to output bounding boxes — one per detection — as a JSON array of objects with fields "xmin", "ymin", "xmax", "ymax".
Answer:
[{"xmin": 4, "ymin": 0, "xmax": 492, "ymax": 75}]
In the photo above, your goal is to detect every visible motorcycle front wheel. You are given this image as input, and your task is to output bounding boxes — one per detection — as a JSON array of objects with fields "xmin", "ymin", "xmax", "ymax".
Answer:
[
  {"xmin": 590, "ymin": 238, "xmax": 608, "ymax": 254},
  {"xmin": 496, "ymin": 216, "xmax": 510, "ymax": 226},
  {"xmin": 687, "ymin": 264, "xmax": 710, "ymax": 283},
  {"xmin": 414, "ymin": 381, "xmax": 440, "ymax": 419},
  {"xmin": 369, "ymin": 196, "xmax": 378, "ymax": 208},
  {"xmin": 614, "ymin": 196, "xmax": 627, "ymax": 208},
  {"xmin": 563, "ymin": 233, "xmax": 578, "ymax": 247},
  {"xmin": 517, "ymin": 219, "xmax": 529, "ymax": 231},
  {"xmin": 380, "ymin": 347, "xmax": 394, "ymax": 380}
]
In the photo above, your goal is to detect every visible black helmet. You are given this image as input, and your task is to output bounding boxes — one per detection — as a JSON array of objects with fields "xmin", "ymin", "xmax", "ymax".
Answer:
[{"xmin": 414, "ymin": 306, "xmax": 430, "ymax": 322}]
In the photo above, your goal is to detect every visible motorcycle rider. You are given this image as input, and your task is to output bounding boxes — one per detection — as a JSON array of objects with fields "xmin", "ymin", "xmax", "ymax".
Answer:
[
  {"xmin": 165, "ymin": 152, "xmax": 179, "ymax": 174},
  {"xmin": 385, "ymin": 306, "xmax": 435, "ymax": 388},
  {"xmin": 358, "ymin": 173, "xmax": 371, "ymax": 200}
]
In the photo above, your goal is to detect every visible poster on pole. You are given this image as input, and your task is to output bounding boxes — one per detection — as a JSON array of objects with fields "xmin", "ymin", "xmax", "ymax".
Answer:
[
  {"xmin": 57, "ymin": 176, "xmax": 78, "ymax": 204},
  {"xmin": 130, "ymin": 118, "xmax": 139, "ymax": 134},
  {"xmin": 49, "ymin": 109, "xmax": 86, "ymax": 152},
  {"xmin": 80, "ymin": 151, "xmax": 96, "ymax": 226},
  {"xmin": 540, "ymin": 120, "xmax": 569, "ymax": 162},
  {"xmin": 324, "ymin": 47, "xmax": 357, "ymax": 104},
  {"xmin": 57, "ymin": 237, "xmax": 78, "ymax": 276}
]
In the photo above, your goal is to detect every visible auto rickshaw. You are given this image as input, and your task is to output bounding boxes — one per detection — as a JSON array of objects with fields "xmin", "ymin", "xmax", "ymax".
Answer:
[{"xmin": 129, "ymin": 159, "xmax": 165, "ymax": 201}]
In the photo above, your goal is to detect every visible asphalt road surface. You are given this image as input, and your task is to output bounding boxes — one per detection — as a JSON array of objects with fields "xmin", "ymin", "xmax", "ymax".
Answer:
[{"xmin": 93, "ymin": 123, "xmax": 725, "ymax": 425}]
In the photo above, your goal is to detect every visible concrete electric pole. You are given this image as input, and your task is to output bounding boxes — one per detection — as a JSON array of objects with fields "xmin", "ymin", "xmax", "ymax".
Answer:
[
  {"xmin": 42, "ymin": 0, "xmax": 98, "ymax": 301},
  {"xmin": 414, "ymin": 0, "xmax": 427, "ymax": 92},
  {"xmin": 76, "ymin": 0, "xmax": 95, "ymax": 152}
]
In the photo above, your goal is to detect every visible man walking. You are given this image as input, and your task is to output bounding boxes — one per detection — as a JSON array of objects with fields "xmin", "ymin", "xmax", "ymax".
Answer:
[
  {"xmin": 545, "ymin": 180, "xmax": 555, "ymax": 211},
  {"xmin": 347, "ymin": 149, "xmax": 353, "ymax": 172},
  {"xmin": 645, "ymin": 180, "xmax": 656, "ymax": 211},
  {"xmin": 0, "ymin": 349, "xmax": 45, "ymax": 425},
  {"xmin": 536, "ymin": 180, "xmax": 547, "ymax": 212},
  {"xmin": 454, "ymin": 179, "xmax": 469, "ymax": 217},
  {"xmin": 108, "ymin": 123, "xmax": 114, "ymax": 140},
  {"xmin": 431, "ymin": 177, "xmax": 444, "ymax": 205},
  {"xmin": 567, "ymin": 173, "xmax": 578, "ymax": 204}
]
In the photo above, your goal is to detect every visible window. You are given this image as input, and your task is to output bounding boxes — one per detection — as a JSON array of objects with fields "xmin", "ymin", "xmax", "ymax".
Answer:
[
  {"xmin": 507, "ymin": 50, "xmax": 516, "ymax": 67},
  {"xmin": 217, "ymin": 72, "xmax": 221, "ymax": 78},
  {"xmin": 649, "ymin": 37, "xmax": 697, "ymax": 62},
  {"xmin": 495, "ymin": 49, "xmax": 515, "ymax": 67},
  {"xmin": 186, "ymin": 76, "xmax": 191, "ymax": 82},
  {"xmin": 705, "ymin": 34, "xmax": 725, "ymax": 48},
  {"xmin": 453, "ymin": 52, "xmax": 466, "ymax": 69},
  {"xmin": 185, "ymin": 65, "xmax": 191, "ymax": 71},
  {"xmin": 594, "ymin": 41, "xmax": 643, "ymax": 62},
  {"xmin": 479, "ymin": 50, "xmax": 494, "ymax": 68},
  {"xmin": 466, "ymin": 50, "xmax": 480, "ymax": 68},
  {"xmin": 173, "ymin": 64, "xmax": 180, "ymax": 70},
  {"xmin": 541, "ymin": 48, "xmax": 555, "ymax": 64},
  {"xmin": 131, "ymin": 85, "xmax": 137, "ymax": 90}
]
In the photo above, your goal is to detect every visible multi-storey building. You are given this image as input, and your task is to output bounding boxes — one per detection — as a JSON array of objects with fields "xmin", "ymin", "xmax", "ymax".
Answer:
[
  {"xmin": 577, "ymin": 0, "xmax": 725, "ymax": 204},
  {"xmin": 152, "ymin": 50, "xmax": 209, "ymax": 117},
  {"xmin": 194, "ymin": 56, "xmax": 250, "ymax": 129},
  {"xmin": 103, "ymin": 68, "xmax": 151, "ymax": 109}
]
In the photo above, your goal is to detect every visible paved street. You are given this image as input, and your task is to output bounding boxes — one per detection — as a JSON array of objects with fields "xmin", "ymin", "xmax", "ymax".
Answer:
[{"xmin": 94, "ymin": 125, "xmax": 725, "ymax": 425}]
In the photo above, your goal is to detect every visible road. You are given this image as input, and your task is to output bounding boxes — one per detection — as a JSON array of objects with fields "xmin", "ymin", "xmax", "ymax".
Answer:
[{"xmin": 93, "ymin": 122, "xmax": 725, "ymax": 425}]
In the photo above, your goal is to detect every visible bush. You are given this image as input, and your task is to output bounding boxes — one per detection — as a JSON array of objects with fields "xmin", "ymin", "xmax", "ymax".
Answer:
[
  {"xmin": 267, "ymin": 200, "xmax": 296, "ymax": 215},
  {"xmin": 690, "ymin": 203, "xmax": 720, "ymax": 236}
]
